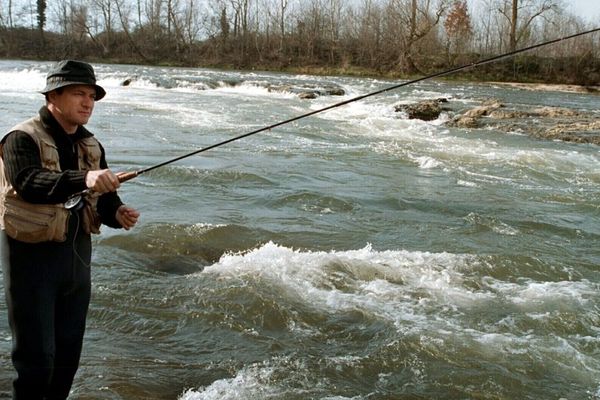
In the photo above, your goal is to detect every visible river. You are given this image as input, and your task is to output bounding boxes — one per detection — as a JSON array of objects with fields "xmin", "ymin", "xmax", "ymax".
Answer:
[{"xmin": 0, "ymin": 59, "xmax": 599, "ymax": 399}]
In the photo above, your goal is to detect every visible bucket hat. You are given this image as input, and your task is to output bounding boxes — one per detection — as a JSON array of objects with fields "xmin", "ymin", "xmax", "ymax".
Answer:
[{"xmin": 41, "ymin": 60, "xmax": 106, "ymax": 101}]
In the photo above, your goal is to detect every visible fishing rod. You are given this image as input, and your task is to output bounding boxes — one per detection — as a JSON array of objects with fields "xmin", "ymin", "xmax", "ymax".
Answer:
[{"xmin": 65, "ymin": 27, "xmax": 600, "ymax": 209}]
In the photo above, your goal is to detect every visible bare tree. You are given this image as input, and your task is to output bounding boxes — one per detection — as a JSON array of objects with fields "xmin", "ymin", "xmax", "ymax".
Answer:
[
  {"xmin": 164, "ymin": 0, "xmax": 202, "ymax": 57},
  {"xmin": 88, "ymin": 0, "xmax": 115, "ymax": 54},
  {"xmin": 324, "ymin": 0, "xmax": 343, "ymax": 63},
  {"xmin": 71, "ymin": 4, "xmax": 89, "ymax": 40},
  {"xmin": 115, "ymin": 0, "xmax": 150, "ymax": 61},
  {"xmin": 277, "ymin": 0, "xmax": 289, "ymax": 51},
  {"xmin": 0, "ymin": 0, "xmax": 595, "ymax": 85},
  {"xmin": 296, "ymin": 0, "xmax": 325, "ymax": 62},
  {"xmin": 51, "ymin": 0, "xmax": 73, "ymax": 35},
  {"xmin": 226, "ymin": 0, "xmax": 252, "ymax": 61},
  {"xmin": 383, "ymin": 0, "xmax": 448, "ymax": 74},
  {"xmin": 496, "ymin": 0, "xmax": 558, "ymax": 51},
  {"xmin": 352, "ymin": 0, "xmax": 384, "ymax": 69},
  {"xmin": 180, "ymin": 0, "xmax": 203, "ymax": 48},
  {"xmin": 146, "ymin": 0, "xmax": 164, "ymax": 41}
]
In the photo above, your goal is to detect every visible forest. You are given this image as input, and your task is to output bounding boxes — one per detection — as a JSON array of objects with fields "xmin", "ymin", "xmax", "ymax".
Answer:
[{"xmin": 0, "ymin": 0, "xmax": 598, "ymax": 84}]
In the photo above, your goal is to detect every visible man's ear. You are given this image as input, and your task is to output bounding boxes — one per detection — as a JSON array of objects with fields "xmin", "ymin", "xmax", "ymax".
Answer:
[{"xmin": 46, "ymin": 90, "xmax": 57, "ymax": 105}]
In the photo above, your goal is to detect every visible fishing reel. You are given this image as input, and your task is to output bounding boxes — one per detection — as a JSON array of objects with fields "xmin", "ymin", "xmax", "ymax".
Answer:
[
  {"xmin": 63, "ymin": 171, "xmax": 138, "ymax": 211},
  {"xmin": 64, "ymin": 193, "xmax": 85, "ymax": 211}
]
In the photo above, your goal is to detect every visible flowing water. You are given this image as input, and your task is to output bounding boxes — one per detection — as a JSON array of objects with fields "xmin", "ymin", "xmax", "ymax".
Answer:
[{"xmin": 0, "ymin": 59, "xmax": 599, "ymax": 399}]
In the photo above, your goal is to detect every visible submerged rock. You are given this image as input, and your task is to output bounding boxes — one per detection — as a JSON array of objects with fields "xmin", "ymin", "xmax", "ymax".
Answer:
[
  {"xmin": 298, "ymin": 91, "xmax": 319, "ymax": 99},
  {"xmin": 488, "ymin": 110, "xmax": 528, "ymax": 119},
  {"xmin": 268, "ymin": 83, "xmax": 345, "ymax": 99},
  {"xmin": 445, "ymin": 97, "xmax": 599, "ymax": 145},
  {"xmin": 534, "ymin": 120, "xmax": 600, "ymax": 144},
  {"xmin": 464, "ymin": 100, "xmax": 504, "ymax": 118},
  {"xmin": 530, "ymin": 106, "xmax": 581, "ymax": 118},
  {"xmin": 325, "ymin": 87, "xmax": 346, "ymax": 96},
  {"xmin": 121, "ymin": 77, "xmax": 136, "ymax": 86},
  {"xmin": 447, "ymin": 100, "xmax": 503, "ymax": 127},
  {"xmin": 394, "ymin": 98, "xmax": 450, "ymax": 121},
  {"xmin": 450, "ymin": 115, "xmax": 480, "ymax": 128}
]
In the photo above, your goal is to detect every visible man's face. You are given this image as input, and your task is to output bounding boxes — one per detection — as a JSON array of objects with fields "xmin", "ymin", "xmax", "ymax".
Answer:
[{"xmin": 48, "ymin": 84, "xmax": 97, "ymax": 133}]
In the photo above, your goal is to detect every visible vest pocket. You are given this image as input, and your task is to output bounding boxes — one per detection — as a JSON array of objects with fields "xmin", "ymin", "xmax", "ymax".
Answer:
[
  {"xmin": 3, "ymin": 200, "xmax": 68, "ymax": 243},
  {"xmin": 82, "ymin": 198, "xmax": 101, "ymax": 235},
  {"xmin": 78, "ymin": 139, "xmax": 102, "ymax": 168},
  {"xmin": 38, "ymin": 138, "xmax": 60, "ymax": 171}
]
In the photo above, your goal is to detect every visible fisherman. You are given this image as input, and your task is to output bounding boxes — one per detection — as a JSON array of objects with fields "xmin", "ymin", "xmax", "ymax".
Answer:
[{"xmin": 0, "ymin": 60, "xmax": 140, "ymax": 399}]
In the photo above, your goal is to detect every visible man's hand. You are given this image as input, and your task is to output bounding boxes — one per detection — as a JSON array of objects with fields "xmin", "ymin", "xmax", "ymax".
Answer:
[
  {"xmin": 115, "ymin": 205, "xmax": 139, "ymax": 230},
  {"xmin": 85, "ymin": 169, "xmax": 120, "ymax": 193}
]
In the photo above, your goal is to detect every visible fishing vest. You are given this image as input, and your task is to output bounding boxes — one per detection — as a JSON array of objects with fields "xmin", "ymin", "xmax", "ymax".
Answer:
[{"xmin": 0, "ymin": 115, "xmax": 102, "ymax": 243}]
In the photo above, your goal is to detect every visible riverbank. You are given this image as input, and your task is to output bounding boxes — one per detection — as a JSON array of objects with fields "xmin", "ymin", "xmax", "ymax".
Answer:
[
  {"xmin": 210, "ymin": 63, "xmax": 600, "ymax": 90},
  {"xmin": 3, "ymin": 50, "xmax": 599, "ymax": 89},
  {"xmin": 489, "ymin": 81, "xmax": 600, "ymax": 94}
]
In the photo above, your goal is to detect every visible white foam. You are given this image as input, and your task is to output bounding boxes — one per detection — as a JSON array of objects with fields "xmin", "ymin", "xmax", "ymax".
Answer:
[
  {"xmin": 101, "ymin": 76, "xmax": 160, "ymax": 91},
  {"xmin": 311, "ymin": 98, "xmax": 396, "ymax": 123},
  {"xmin": 0, "ymin": 68, "xmax": 46, "ymax": 93},
  {"xmin": 179, "ymin": 356, "xmax": 369, "ymax": 400},
  {"xmin": 503, "ymin": 280, "xmax": 596, "ymax": 308},
  {"xmin": 457, "ymin": 179, "xmax": 478, "ymax": 187},
  {"xmin": 179, "ymin": 364, "xmax": 277, "ymax": 400},
  {"xmin": 198, "ymin": 242, "xmax": 600, "ymax": 346},
  {"xmin": 313, "ymin": 92, "xmax": 600, "ymax": 189},
  {"xmin": 200, "ymin": 242, "xmax": 485, "ymax": 328},
  {"xmin": 471, "ymin": 330, "xmax": 600, "ymax": 380},
  {"xmin": 464, "ymin": 212, "xmax": 520, "ymax": 236},
  {"xmin": 414, "ymin": 156, "xmax": 442, "ymax": 169},
  {"xmin": 215, "ymin": 82, "xmax": 296, "ymax": 99}
]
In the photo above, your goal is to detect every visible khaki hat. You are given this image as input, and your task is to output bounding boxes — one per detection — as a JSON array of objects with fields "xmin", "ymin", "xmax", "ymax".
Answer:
[{"xmin": 41, "ymin": 60, "xmax": 106, "ymax": 100}]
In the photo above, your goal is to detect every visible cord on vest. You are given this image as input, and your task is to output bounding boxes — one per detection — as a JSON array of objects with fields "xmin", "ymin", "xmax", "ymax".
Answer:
[{"xmin": 64, "ymin": 210, "xmax": 91, "ymax": 296}]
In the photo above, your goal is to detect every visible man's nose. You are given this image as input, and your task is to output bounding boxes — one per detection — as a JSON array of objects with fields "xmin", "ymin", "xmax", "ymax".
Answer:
[{"xmin": 83, "ymin": 95, "xmax": 95, "ymax": 107}]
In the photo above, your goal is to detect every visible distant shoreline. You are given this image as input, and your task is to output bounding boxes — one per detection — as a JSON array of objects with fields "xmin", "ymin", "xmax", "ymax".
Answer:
[
  {"xmin": 210, "ymin": 65, "xmax": 600, "ymax": 93},
  {"xmin": 5, "ymin": 57, "xmax": 599, "ymax": 94},
  {"xmin": 488, "ymin": 81, "xmax": 600, "ymax": 94}
]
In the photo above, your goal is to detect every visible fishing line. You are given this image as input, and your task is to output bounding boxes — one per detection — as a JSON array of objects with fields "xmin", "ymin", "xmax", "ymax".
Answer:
[{"xmin": 65, "ymin": 27, "xmax": 600, "ymax": 208}]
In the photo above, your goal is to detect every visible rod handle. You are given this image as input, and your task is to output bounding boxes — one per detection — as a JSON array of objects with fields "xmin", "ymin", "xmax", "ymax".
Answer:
[{"xmin": 117, "ymin": 171, "xmax": 139, "ymax": 183}]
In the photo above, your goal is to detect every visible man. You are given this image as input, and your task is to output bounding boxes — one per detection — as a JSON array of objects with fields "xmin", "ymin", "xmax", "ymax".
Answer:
[{"xmin": 0, "ymin": 60, "xmax": 140, "ymax": 399}]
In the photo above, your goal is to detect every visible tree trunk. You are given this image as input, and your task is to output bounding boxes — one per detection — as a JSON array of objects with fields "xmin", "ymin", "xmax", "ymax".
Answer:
[
  {"xmin": 279, "ymin": 0, "xmax": 287, "ymax": 52},
  {"xmin": 115, "ymin": 0, "xmax": 150, "ymax": 62},
  {"xmin": 510, "ymin": 0, "xmax": 518, "ymax": 51}
]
